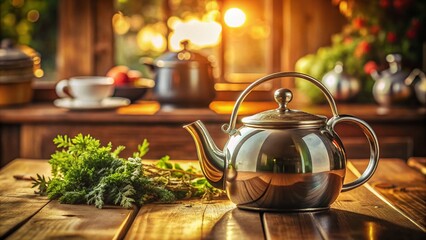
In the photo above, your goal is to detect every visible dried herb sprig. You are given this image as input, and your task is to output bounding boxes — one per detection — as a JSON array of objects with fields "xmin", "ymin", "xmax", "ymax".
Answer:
[
  {"xmin": 32, "ymin": 134, "xmax": 224, "ymax": 208},
  {"xmin": 143, "ymin": 157, "xmax": 225, "ymax": 201}
]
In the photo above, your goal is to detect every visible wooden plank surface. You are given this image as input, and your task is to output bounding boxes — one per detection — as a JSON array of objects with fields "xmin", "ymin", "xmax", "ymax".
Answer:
[
  {"xmin": 0, "ymin": 196, "xmax": 49, "ymax": 238},
  {"xmin": 0, "ymin": 159, "xmax": 51, "ymax": 238},
  {"xmin": 0, "ymin": 159, "xmax": 51, "ymax": 196},
  {"xmin": 0, "ymin": 159, "xmax": 136, "ymax": 240},
  {"xmin": 1, "ymin": 158, "xmax": 425, "ymax": 240},
  {"xmin": 263, "ymin": 212, "xmax": 323, "ymax": 239},
  {"xmin": 351, "ymin": 158, "xmax": 426, "ymax": 230},
  {"xmin": 125, "ymin": 199, "xmax": 264, "ymax": 240},
  {"xmin": 7, "ymin": 201, "xmax": 136, "ymax": 240}
]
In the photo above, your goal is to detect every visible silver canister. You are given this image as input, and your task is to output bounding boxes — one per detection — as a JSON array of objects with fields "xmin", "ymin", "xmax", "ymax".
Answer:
[
  {"xmin": 371, "ymin": 54, "xmax": 412, "ymax": 106},
  {"xmin": 322, "ymin": 62, "xmax": 360, "ymax": 101}
]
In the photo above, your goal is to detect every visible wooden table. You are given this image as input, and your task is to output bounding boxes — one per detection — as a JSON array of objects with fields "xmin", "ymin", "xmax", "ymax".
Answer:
[{"xmin": 0, "ymin": 158, "xmax": 425, "ymax": 239}]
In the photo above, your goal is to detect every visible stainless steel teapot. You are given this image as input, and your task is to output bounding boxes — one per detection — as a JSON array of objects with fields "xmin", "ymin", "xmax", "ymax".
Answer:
[{"xmin": 184, "ymin": 72, "xmax": 379, "ymax": 212}]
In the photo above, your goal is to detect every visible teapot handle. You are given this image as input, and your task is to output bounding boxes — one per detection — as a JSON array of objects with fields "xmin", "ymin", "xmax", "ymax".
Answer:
[
  {"xmin": 327, "ymin": 115, "xmax": 380, "ymax": 191},
  {"xmin": 221, "ymin": 72, "xmax": 339, "ymax": 134}
]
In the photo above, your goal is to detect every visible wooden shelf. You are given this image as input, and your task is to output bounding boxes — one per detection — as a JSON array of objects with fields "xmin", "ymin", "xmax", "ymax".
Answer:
[
  {"xmin": 0, "ymin": 102, "xmax": 425, "ymax": 167},
  {"xmin": 0, "ymin": 101, "xmax": 424, "ymax": 123}
]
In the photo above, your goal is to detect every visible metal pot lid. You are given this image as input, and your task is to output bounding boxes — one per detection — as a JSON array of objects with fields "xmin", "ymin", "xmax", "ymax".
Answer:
[
  {"xmin": 153, "ymin": 40, "xmax": 211, "ymax": 68},
  {"xmin": 0, "ymin": 39, "xmax": 33, "ymax": 69},
  {"xmin": 242, "ymin": 88, "xmax": 327, "ymax": 128}
]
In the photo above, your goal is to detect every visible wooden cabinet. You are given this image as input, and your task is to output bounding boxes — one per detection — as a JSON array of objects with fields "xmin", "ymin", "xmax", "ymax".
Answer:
[
  {"xmin": 17, "ymin": 122, "xmax": 227, "ymax": 161},
  {"xmin": 0, "ymin": 102, "xmax": 425, "ymax": 167}
]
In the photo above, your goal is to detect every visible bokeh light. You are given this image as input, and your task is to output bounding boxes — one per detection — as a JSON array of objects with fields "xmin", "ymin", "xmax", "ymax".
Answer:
[
  {"xmin": 136, "ymin": 25, "xmax": 167, "ymax": 52},
  {"xmin": 112, "ymin": 12, "xmax": 131, "ymax": 35},
  {"xmin": 224, "ymin": 8, "xmax": 246, "ymax": 28},
  {"xmin": 169, "ymin": 19, "xmax": 221, "ymax": 51},
  {"xmin": 27, "ymin": 10, "xmax": 40, "ymax": 23}
]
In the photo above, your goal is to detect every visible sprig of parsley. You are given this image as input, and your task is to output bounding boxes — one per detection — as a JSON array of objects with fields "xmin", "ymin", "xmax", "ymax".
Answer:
[{"xmin": 32, "ymin": 134, "xmax": 224, "ymax": 208}]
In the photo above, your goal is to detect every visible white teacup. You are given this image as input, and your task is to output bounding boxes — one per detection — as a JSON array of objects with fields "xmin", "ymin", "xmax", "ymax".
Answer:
[{"xmin": 55, "ymin": 76, "xmax": 115, "ymax": 104}]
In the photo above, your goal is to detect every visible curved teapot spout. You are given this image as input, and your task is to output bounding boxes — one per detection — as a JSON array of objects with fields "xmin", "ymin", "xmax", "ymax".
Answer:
[{"xmin": 183, "ymin": 120, "xmax": 225, "ymax": 189}]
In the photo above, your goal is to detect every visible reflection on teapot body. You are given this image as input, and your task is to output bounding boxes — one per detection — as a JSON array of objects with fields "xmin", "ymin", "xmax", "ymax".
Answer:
[
  {"xmin": 371, "ymin": 54, "xmax": 412, "ymax": 106},
  {"xmin": 224, "ymin": 128, "xmax": 346, "ymax": 211},
  {"xmin": 184, "ymin": 72, "xmax": 380, "ymax": 212},
  {"xmin": 226, "ymin": 171, "xmax": 345, "ymax": 211}
]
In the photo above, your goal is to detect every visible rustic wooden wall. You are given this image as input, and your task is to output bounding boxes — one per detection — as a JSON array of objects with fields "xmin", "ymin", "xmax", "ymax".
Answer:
[
  {"xmin": 281, "ymin": 0, "xmax": 346, "ymax": 84},
  {"xmin": 57, "ymin": 0, "xmax": 115, "ymax": 79}
]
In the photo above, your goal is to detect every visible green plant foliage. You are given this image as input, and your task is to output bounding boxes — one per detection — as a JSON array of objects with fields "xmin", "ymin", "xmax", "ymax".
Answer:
[
  {"xmin": 32, "ymin": 134, "xmax": 224, "ymax": 209},
  {"xmin": 1, "ymin": 0, "xmax": 58, "ymax": 76},
  {"xmin": 296, "ymin": 0, "xmax": 426, "ymax": 103}
]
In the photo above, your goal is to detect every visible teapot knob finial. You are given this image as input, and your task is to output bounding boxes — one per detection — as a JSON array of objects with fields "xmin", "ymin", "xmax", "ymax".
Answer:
[{"xmin": 274, "ymin": 88, "xmax": 292, "ymax": 111}]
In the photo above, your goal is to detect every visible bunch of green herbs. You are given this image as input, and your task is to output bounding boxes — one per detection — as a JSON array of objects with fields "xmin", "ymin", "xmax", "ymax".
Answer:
[{"xmin": 32, "ymin": 134, "xmax": 224, "ymax": 208}]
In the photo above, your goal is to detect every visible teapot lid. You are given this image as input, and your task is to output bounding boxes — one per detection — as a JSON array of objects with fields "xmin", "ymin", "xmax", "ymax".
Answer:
[
  {"xmin": 242, "ymin": 88, "xmax": 327, "ymax": 128},
  {"xmin": 153, "ymin": 40, "xmax": 211, "ymax": 68}
]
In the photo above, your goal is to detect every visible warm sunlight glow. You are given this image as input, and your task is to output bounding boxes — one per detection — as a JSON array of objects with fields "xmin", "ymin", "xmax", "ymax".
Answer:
[
  {"xmin": 151, "ymin": 34, "xmax": 167, "ymax": 52},
  {"xmin": 169, "ymin": 19, "xmax": 221, "ymax": 51},
  {"xmin": 136, "ymin": 26, "xmax": 167, "ymax": 52},
  {"xmin": 224, "ymin": 8, "xmax": 246, "ymax": 28},
  {"xmin": 112, "ymin": 12, "xmax": 130, "ymax": 35}
]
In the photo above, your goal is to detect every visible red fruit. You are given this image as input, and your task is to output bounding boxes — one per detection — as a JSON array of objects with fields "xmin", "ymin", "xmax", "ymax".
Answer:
[
  {"xmin": 393, "ymin": 0, "xmax": 412, "ymax": 10},
  {"xmin": 379, "ymin": 0, "xmax": 390, "ymax": 8},
  {"xmin": 106, "ymin": 65, "xmax": 129, "ymax": 78},
  {"xmin": 406, "ymin": 28, "xmax": 417, "ymax": 39},
  {"xmin": 364, "ymin": 61, "xmax": 378, "ymax": 74},
  {"xmin": 106, "ymin": 65, "xmax": 133, "ymax": 85},
  {"xmin": 386, "ymin": 32, "xmax": 397, "ymax": 43},
  {"xmin": 352, "ymin": 17, "xmax": 365, "ymax": 29},
  {"xmin": 355, "ymin": 41, "xmax": 371, "ymax": 58},
  {"xmin": 113, "ymin": 72, "xmax": 130, "ymax": 85},
  {"xmin": 370, "ymin": 25, "xmax": 380, "ymax": 35}
]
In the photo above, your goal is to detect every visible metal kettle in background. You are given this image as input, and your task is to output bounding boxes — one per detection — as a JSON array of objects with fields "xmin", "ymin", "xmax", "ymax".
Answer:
[
  {"xmin": 322, "ymin": 62, "xmax": 360, "ymax": 101},
  {"xmin": 143, "ymin": 40, "xmax": 216, "ymax": 108},
  {"xmin": 370, "ymin": 54, "xmax": 412, "ymax": 106}
]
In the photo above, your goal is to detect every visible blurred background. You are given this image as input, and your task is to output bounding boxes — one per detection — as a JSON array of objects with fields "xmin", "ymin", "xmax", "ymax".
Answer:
[{"xmin": 2, "ymin": 0, "xmax": 424, "ymax": 103}]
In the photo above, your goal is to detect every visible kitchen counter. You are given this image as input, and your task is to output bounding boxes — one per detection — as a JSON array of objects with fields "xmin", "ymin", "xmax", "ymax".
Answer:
[
  {"xmin": 0, "ymin": 101, "xmax": 424, "ymax": 123},
  {"xmin": 0, "ymin": 101, "xmax": 425, "ymax": 167},
  {"xmin": 0, "ymin": 158, "xmax": 424, "ymax": 239}
]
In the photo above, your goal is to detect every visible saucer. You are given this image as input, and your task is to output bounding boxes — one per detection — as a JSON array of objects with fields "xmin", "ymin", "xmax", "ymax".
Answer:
[{"xmin": 54, "ymin": 97, "xmax": 130, "ymax": 110}]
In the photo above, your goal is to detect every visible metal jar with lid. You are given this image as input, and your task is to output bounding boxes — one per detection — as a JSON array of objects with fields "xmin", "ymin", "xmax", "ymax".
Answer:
[
  {"xmin": 322, "ymin": 62, "xmax": 360, "ymax": 101},
  {"xmin": 0, "ymin": 39, "xmax": 36, "ymax": 106},
  {"xmin": 143, "ymin": 40, "xmax": 216, "ymax": 108}
]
